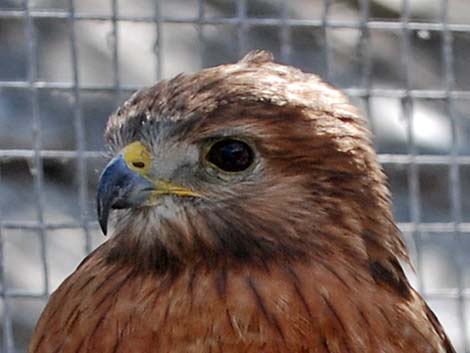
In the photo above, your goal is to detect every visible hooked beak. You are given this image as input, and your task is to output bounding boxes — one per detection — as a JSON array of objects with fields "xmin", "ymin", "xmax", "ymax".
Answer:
[
  {"xmin": 96, "ymin": 153, "xmax": 202, "ymax": 236},
  {"xmin": 96, "ymin": 155, "xmax": 154, "ymax": 235}
]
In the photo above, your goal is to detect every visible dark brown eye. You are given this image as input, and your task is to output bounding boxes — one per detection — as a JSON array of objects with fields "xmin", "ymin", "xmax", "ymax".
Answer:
[{"xmin": 206, "ymin": 139, "xmax": 254, "ymax": 172}]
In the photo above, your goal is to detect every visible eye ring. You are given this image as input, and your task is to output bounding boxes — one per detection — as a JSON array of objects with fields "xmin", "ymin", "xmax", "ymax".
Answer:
[{"xmin": 204, "ymin": 138, "xmax": 255, "ymax": 173}]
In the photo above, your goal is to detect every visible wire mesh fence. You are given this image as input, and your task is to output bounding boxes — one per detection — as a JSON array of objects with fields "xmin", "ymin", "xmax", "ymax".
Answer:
[{"xmin": 0, "ymin": 0, "xmax": 469, "ymax": 352}]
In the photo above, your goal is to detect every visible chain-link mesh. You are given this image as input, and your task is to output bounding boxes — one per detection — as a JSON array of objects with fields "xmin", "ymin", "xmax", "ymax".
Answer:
[{"xmin": 0, "ymin": 0, "xmax": 469, "ymax": 352}]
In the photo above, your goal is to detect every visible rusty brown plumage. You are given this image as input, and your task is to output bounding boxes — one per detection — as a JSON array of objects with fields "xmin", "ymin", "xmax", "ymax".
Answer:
[{"xmin": 29, "ymin": 51, "xmax": 455, "ymax": 353}]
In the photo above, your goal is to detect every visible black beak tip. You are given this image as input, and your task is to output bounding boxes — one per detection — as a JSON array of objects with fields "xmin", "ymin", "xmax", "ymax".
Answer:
[
  {"xmin": 100, "ymin": 224, "xmax": 108, "ymax": 236},
  {"xmin": 97, "ymin": 200, "xmax": 109, "ymax": 236},
  {"xmin": 99, "ymin": 217, "xmax": 108, "ymax": 236}
]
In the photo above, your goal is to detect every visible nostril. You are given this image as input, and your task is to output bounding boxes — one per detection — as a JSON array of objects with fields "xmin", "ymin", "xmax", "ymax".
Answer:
[{"xmin": 132, "ymin": 161, "xmax": 145, "ymax": 169}]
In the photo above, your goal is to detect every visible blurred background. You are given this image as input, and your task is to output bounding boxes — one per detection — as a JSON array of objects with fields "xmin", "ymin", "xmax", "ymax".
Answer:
[{"xmin": 0, "ymin": 0, "xmax": 469, "ymax": 352}]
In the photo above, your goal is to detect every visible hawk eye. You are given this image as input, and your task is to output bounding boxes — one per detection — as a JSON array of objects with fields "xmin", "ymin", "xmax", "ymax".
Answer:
[{"xmin": 206, "ymin": 139, "xmax": 254, "ymax": 172}]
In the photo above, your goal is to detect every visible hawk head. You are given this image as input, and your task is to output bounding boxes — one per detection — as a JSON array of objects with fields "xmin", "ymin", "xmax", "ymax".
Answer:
[{"xmin": 96, "ymin": 51, "xmax": 407, "ymax": 275}]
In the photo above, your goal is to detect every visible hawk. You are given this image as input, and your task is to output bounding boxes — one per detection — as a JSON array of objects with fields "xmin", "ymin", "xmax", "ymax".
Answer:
[{"xmin": 29, "ymin": 51, "xmax": 455, "ymax": 353}]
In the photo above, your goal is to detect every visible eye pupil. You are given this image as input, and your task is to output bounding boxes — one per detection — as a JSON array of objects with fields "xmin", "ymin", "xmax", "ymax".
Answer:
[
  {"xmin": 132, "ymin": 161, "xmax": 145, "ymax": 168},
  {"xmin": 206, "ymin": 139, "xmax": 254, "ymax": 172}
]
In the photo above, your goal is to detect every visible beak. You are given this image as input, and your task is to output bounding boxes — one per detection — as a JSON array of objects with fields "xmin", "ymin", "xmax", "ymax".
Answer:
[{"xmin": 96, "ymin": 154, "xmax": 154, "ymax": 235}]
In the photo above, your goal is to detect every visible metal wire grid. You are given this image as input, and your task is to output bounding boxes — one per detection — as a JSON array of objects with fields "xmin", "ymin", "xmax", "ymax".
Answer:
[{"xmin": 0, "ymin": 0, "xmax": 468, "ymax": 352}]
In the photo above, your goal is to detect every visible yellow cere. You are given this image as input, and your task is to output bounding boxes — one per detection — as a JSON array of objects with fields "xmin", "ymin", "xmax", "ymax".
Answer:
[{"xmin": 122, "ymin": 141, "xmax": 152, "ymax": 175}]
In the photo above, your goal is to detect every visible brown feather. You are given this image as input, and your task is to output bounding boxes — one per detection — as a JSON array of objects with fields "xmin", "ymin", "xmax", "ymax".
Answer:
[{"xmin": 30, "ymin": 245, "xmax": 453, "ymax": 353}]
